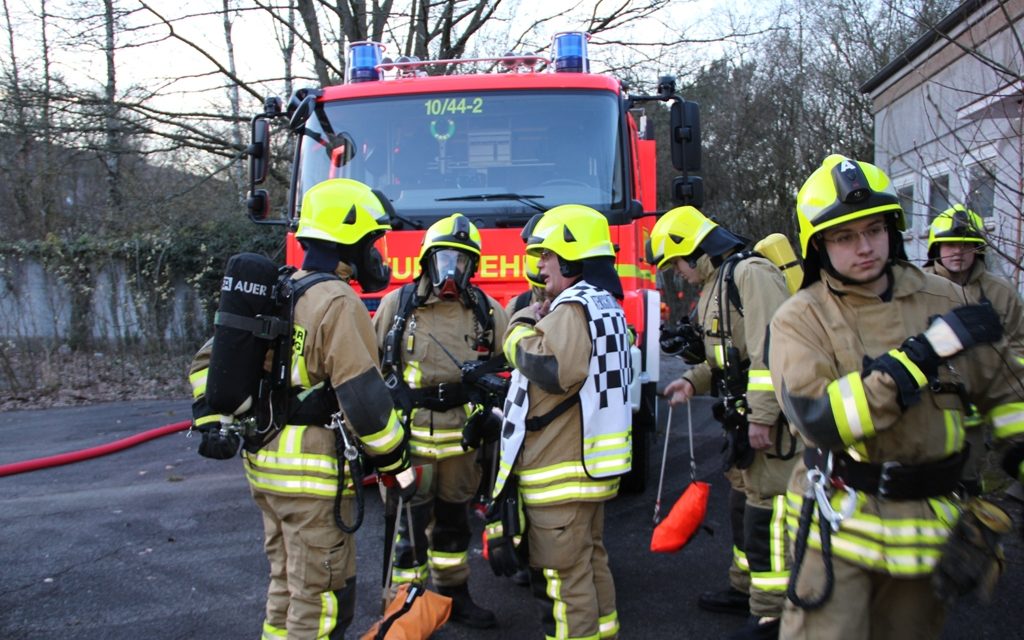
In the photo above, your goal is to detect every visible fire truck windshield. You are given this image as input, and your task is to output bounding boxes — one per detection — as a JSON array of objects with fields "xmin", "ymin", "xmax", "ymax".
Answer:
[{"xmin": 294, "ymin": 90, "xmax": 624, "ymax": 227}]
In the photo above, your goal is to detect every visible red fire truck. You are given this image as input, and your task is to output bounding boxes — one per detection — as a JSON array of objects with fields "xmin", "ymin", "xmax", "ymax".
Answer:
[{"xmin": 245, "ymin": 32, "xmax": 702, "ymax": 491}]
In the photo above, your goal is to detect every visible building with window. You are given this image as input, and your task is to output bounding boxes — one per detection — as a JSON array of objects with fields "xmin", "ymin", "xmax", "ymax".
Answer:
[{"xmin": 861, "ymin": 0, "xmax": 1023, "ymax": 290}]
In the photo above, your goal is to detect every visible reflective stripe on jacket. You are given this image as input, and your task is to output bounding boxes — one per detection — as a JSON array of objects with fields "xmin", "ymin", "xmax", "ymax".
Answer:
[
  {"xmin": 769, "ymin": 262, "xmax": 1024, "ymax": 575},
  {"xmin": 495, "ymin": 282, "xmax": 630, "ymax": 505}
]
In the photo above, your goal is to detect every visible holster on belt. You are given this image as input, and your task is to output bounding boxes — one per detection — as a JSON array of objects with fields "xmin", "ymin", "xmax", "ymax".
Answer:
[{"xmin": 803, "ymin": 447, "xmax": 969, "ymax": 500}]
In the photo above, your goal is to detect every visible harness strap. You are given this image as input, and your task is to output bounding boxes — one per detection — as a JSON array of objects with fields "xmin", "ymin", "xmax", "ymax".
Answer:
[
  {"xmin": 803, "ymin": 447, "xmax": 968, "ymax": 500},
  {"xmin": 524, "ymin": 393, "xmax": 580, "ymax": 432}
]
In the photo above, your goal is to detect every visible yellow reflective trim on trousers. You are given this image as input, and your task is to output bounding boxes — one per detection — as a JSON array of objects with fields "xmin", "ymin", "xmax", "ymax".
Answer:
[
  {"xmin": 943, "ymin": 410, "xmax": 964, "ymax": 456},
  {"xmin": 829, "ymin": 372, "xmax": 875, "ymax": 446},
  {"xmin": 890, "ymin": 349, "xmax": 928, "ymax": 388},
  {"xmin": 770, "ymin": 494, "xmax": 787, "ymax": 573},
  {"xmin": 244, "ymin": 467, "xmax": 338, "ymax": 497},
  {"xmin": 747, "ymin": 369, "xmax": 774, "ymax": 393},
  {"xmin": 261, "ymin": 621, "xmax": 287, "ymax": 639},
  {"xmin": 429, "ymin": 549, "xmax": 468, "ymax": 570},
  {"xmin": 318, "ymin": 589, "xmax": 338, "ymax": 640},
  {"xmin": 733, "ymin": 546, "xmax": 749, "ymax": 571},
  {"xmin": 411, "ymin": 442, "xmax": 468, "ymax": 459},
  {"xmin": 598, "ymin": 611, "xmax": 620, "ymax": 639},
  {"xmin": 504, "ymin": 324, "xmax": 536, "ymax": 367},
  {"xmin": 990, "ymin": 402, "xmax": 1024, "ymax": 440},
  {"xmin": 189, "ymin": 369, "xmax": 208, "ymax": 397},
  {"xmin": 521, "ymin": 480, "xmax": 619, "ymax": 505},
  {"xmin": 750, "ymin": 571, "xmax": 789, "ymax": 591},
  {"xmin": 784, "ymin": 491, "xmax": 950, "ymax": 576},
  {"xmin": 360, "ymin": 410, "xmax": 405, "ymax": 455},
  {"xmin": 392, "ymin": 564, "xmax": 429, "ymax": 584}
]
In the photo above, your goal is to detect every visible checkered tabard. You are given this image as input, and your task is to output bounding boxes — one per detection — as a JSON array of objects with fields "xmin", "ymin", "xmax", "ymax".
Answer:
[{"xmin": 589, "ymin": 312, "xmax": 632, "ymax": 408}]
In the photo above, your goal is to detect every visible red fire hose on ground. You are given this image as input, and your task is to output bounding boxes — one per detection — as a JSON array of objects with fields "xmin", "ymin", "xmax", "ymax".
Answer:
[
  {"xmin": 0, "ymin": 420, "xmax": 191, "ymax": 478},
  {"xmin": 0, "ymin": 418, "xmax": 393, "ymax": 487}
]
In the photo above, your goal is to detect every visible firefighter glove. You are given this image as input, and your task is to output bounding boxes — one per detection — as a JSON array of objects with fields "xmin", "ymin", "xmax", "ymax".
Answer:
[
  {"xmin": 462, "ymin": 407, "xmax": 503, "ymax": 451},
  {"xmin": 923, "ymin": 303, "xmax": 1003, "ymax": 357},
  {"xmin": 383, "ymin": 466, "xmax": 418, "ymax": 502},
  {"xmin": 932, "ymin": 498, "xmax": 1011, "ymax": 605}
]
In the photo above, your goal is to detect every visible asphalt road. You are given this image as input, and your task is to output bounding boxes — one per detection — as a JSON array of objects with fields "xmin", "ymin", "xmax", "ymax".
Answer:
[{"xmin": 2, "ymin": 366, "xmax": 1022, "ymax": 639}]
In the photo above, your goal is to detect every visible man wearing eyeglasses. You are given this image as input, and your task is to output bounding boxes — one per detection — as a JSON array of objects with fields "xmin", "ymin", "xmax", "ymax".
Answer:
[{"xmin": 768, "ymin": 156, "xmax": 1024, "ymax": 640}]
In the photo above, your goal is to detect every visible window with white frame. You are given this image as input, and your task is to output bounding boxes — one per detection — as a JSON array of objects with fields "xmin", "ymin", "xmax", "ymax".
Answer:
[
  {"xmin": 928, "ymin": 174, "xmax": 950, "ymax": 223},
  {"xmin": 896, "ymin": 183, "xmax": 915, "ymax": 231},
  {"xmin": 966, "ymin": 162, "xmax": 995, "ymax": 218}
]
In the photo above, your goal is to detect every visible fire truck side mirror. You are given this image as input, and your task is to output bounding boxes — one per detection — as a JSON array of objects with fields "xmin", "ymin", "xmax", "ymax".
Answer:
[
  {"xmin": 246, "ymin": 189, "xmax": 277, "ymax": 224},
  {"xmin": 670, "ymin": 100, "xmax": 701, "ymax": 172},
  {"xmin": 249, "ymin": 118, "xmax": 271, "ymax": 186},
  {"xmin": 672, "ymin": 176, "xmax": 704, "ymax": 209},
  {"xmin": 288, "ymin": 95, "xmax": 316, "ymax": 132}
]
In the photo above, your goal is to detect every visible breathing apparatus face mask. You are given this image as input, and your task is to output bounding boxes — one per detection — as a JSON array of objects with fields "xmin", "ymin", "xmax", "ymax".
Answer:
[
  {"xmin": 351, "ymin": 232, "xmax": 392, "ymax": 293},
  {"xmin": 428, "ymin": 248, "xmax": 474, "ymax": 299}
]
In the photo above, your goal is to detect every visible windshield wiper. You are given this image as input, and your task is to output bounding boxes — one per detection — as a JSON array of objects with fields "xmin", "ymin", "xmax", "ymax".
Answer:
[{"xmin": 436, "ymin": 193, "xmax": 546, "ymax": 213}]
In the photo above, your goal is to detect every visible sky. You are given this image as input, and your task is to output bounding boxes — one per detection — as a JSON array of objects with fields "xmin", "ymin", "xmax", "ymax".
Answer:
[{"xmin": 3, "ymin": 0, "xmax": 760, "ymax": 114}]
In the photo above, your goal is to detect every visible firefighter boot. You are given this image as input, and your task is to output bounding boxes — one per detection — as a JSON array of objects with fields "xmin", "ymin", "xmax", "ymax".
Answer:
[
  {"xmin": 727, "ymin": 616, "xmax": 780, "ymax": 640},
  {"xmin": 697, "ymin": 587, "xmax": 749, "ymax": 615},
  {"xmin": 437, "ymin": 583, "xmax": 497, "ymax": 629}
]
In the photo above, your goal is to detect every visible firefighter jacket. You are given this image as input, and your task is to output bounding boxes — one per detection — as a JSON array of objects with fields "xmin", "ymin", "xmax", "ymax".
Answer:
[
  {"xmin": 926, "ymin": 260, "xmax": 1024, "ymax": 357},
  {"xmin": 373, "ymin": 280, "xmax": 508, "ymax": 460},
  {"xmin": 681, "ymin": 253, "xmax": 788, "ymax": 428},
  {"xmin": 243, "ymin": 267, "xmax": 406, "ymax": 500},
  {"xmin": 768, "ymin": 262, "xmax": 1024, "ymax": 576},
  {"xmin": 188, "ymin": 337, "xmax": 224, "ymax": 431},
  {"xmin": 495, "ymin": 281, "xmax": 633, "ymax": 506}
]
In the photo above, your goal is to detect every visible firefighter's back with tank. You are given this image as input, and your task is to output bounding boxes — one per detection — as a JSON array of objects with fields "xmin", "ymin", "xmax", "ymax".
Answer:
[
  {"xmin": 189, "ymin": 178, "xmax": 413, "ymax": 640},
  {"xmin": 372, "ymin": 213, "xmax": 509, "ymax": 629},
  {"xmin": 649, "ymin": 205, "xmax": 801, "ymax": 639},
  {"xmin": 768, "ymin": 155, "xmax": 1024, "ymax": 640}
]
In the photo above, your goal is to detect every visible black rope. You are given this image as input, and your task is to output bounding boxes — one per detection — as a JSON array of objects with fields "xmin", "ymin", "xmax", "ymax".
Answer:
[
  {"xmin": 332, "ymin": 433, "xmax": 365, "ymax": 533},
  {"xmin": 787, "ymin": 493, "xmax": 836, "ymax": 610}
]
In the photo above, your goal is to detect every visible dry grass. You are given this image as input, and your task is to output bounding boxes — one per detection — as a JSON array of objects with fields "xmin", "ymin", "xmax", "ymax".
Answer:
[{"xmin": 0, "ymin": 346, "xmax": 192, "ymax": 410}]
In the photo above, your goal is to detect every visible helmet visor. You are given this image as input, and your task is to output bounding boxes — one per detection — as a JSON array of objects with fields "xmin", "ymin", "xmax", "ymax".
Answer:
[{"xmin": 428, "ymin": 248, "xmax": 472, "ymax": 289}]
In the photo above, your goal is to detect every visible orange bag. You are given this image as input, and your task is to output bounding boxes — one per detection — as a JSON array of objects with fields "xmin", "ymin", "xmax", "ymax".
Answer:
[
  {"xmin": 360, "ymin": 583, "xmax": 452, "ymax": 640},
  {"xmin": 650, "ymin": 481, "xmax": 711, "ymax": 553}
]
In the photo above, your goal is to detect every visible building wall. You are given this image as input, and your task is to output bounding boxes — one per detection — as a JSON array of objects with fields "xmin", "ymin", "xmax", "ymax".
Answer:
[{"xmin": 869, "ymin": 0, "xmax": 1023, "ymax": 287}]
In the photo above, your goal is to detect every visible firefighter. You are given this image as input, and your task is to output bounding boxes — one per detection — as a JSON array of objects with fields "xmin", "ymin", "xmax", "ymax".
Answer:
[
  {"xmin": 373, "ymin": 213, "xmax": 508, "ymax": 628},
  {"xmin": 505, "ymin": 213, "xmax": 548, "ymax": 317},
  {"xmin": 192, "ymin": 178, "xmax": 413, "ymax": 640},
  {"xmin": 925, "ymin": 204, "xmax": 1024, "ymax": 496},
  {"xmin": 496, "ymin": 204, "xmax": 631, "ymax": 639},
  {"xmin": 925, "ymin": 204, "xmax": 1024, "ymax": 352},
  {"xmin": 648, "ymin": 206, "xmax": 799, "ymax": 639},
  {"xmin": 769, "ymin": 155, "xmax": 1024, "ymax": 639}
]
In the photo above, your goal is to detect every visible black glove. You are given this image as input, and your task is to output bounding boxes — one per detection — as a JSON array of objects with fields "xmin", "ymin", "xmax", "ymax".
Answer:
[
  {"xmin": 922, "ymin": 304, "xmax": 1003, "ymax": 357},
  {"xmin": 865, "ymin": 304, "xmax": 1003, "ymax": 409},
  {"xmin": 462, "ymin": 407, "xmax": 503, "ymax": 451}
]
